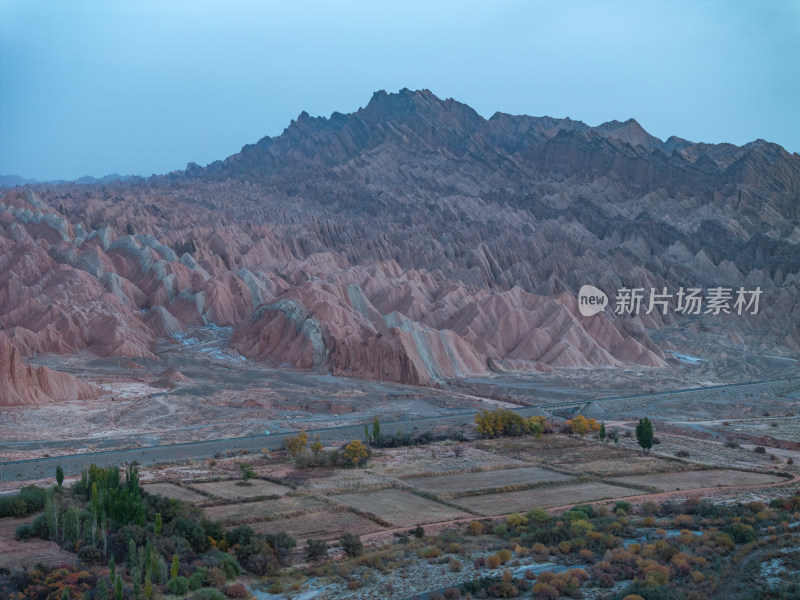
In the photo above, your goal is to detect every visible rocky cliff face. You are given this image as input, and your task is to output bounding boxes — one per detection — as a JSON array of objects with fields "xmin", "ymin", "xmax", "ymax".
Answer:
[{"xmin": 1, "ymin": 89, "xmax": 798, "ymax": 396}]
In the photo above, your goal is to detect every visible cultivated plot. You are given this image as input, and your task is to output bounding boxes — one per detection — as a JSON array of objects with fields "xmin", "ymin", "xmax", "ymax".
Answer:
[
  {"xmin": 142, "ymin": 483, "xmax": 208, "ymax": 503},
  {"xmin": 612, "ymin": 469, "xmax": 787, "ymax": 492},
  {"xmin": 189, "ymin": 478, "xmax": 291, "ymax": 500},
  {"xmin": 557, "ymin": 456, "xmax": 677, "ymax": 477},
  {"xmin": 333, "ymin": 489, "xmax": 471, "ymax": 526},
  {"xmin": 454, "ymin": 482, "xmax": 636, "ymax": 516},
  {"xmin": 250, "ymin": 510, "xmax": 384, "ymax": 541},
  {"xmin": 203, "ymin": 496, "xmax": 324, "ymax": 525},
  {"xmin": 0, "ymin": 517, "xmax": 76, "ymax": 569},
  {"xmin": 402, "ymin": 466, "xmax": 573, "ymax": 496}
]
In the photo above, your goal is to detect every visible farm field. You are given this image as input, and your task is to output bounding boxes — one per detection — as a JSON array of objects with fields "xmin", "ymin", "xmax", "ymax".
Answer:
[
  {"xmin": 402, "ymin": 466, "xmax": 572, "ymax": 496},
  {"xmin": 369, "ymin": 444, "xmax": 531, "ymax": 477},
  {"xmin": 454, "ymin": 482, "xmax": 636, "ymax": 516},
  {"xmin": 556, "ymin": 455, "xmax": 680, "ymax": 477},
  {"xmin": 0, "ymin": 517, "xmax": 76, "ymax": 569},
  {"xmin": 283, "ymin": 467, "xmax": 394, "ymax": 494},
  {"xmin": 250, "ymin": 510, "xmax": 384, "ymax": 541},
  {"xmin": 188, "ymin": 478, "xmax": 291, "ymax": 500},
  {"xmin": 612, "ymin": 469, "xmax": 788, "ymax": 492},
  {"xmin": 476, "ymin": 435, "xmax": 632, "ymax": 464},
  {"xmin": 202, "ymin": 495, "xmax": 324, "ymax": 525},
  {"xmin": 142, "ymin": 482, "xmax": 208, "ymax": 503},
  {"xmin": 332, "ymin": 489, "xmax": 471, "ymax": 526}
]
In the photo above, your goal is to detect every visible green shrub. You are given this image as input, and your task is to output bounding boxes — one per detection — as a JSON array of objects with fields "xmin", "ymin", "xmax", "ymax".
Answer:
[
  {"xmin": 14, "ymin": 523, "xmax": 34, "ymax": 540},
  {"xmin": 190, "ymin": 588, "xmax": 226, "ymax": 600},
  {"xmin": 305, "ymin": 538, "xmax": 329, "ymax": 562},
  {"xmin": 77, "ymin": 545, "xmax": 103, "ymax": 565},
  {"xmin": 167, "ymin": 576, "xmax": 190, "ymax": 595},
  {"xmin": 614, "ymin": 501, "xmax": 632, "ymax": 514},
  {"xmin": 188, "ymin": 567, "xmax": 208, "ymax": 591},
  {"xmin": 340, "ymin": 533, "xmax": 363, "ymax": 557},
  {"xmin": 205, "ymin": 567, "xmax": 226, "ymax": 588},
  {"xmin": 725, "ymin": 523, "xmax": 758, "ymax": 544},
  {"xmin": 0, "ymin": 485, "xmax": 48, "ymax": 518}
]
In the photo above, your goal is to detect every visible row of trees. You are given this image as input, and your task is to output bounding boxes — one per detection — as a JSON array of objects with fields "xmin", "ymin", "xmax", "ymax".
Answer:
[
  {"xmin": 564, "ymin": 414, "xmax": 655, "ymax": 452},
  {"xmin": 284, "ymin": 431, "xmax": 370, "ymax": 468},
  {"xmin": 474, "ymin": 409, "xmax": 548, "ymax": 438}
]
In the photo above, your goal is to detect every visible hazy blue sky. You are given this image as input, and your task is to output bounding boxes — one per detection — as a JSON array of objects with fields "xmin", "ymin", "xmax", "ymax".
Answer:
[{"xmin": 1, "ymin": 1, "xmax": 798, "ymax": 181}]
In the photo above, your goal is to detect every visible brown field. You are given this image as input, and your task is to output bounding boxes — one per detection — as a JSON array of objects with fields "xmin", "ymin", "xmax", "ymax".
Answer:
[
  {"xmin": 250, "ymin": 510, "xmax": 384, "ymax": 541},
  {"xmin": 332, "ymin": 489, "xmax": 471, "ymax": 526},
  {"xmin": 143, "ymin": 482, "xmax": 208, "ymax": 503},
  {"xmin": 557, "ymin": 456, "xmax": 679, "ymax": 477},
  {"xmin": 0, "ymin": 517, "xmax": 76, "ymax": 569},
  {"xmin": 189, "ymin": 478, "xmax": 291, "ymax": 500},
  {"xmin": 453, "ymin": 482, "xmax": 636, "ymax": 516},
  {"xmin": 479, "ymin": 435, "xmax": 681, "ymax": 475},
  {"xmin": 283, "ymin": 467, "xmax": 395, "ymax": 494},
  {"xmin": 203, "ymin": 495, "xmax": 324, "ymax": 525},
  {"xmin": 402, "ymin": 466, "xmax": 573, "ymax": 496},
  {"xmin": 612, "ymin": 469, "xmax": 787, "ymax": 492},
  {"xmin": 369, "ymin": 444, "xmax": 531, "ymax": 478}
]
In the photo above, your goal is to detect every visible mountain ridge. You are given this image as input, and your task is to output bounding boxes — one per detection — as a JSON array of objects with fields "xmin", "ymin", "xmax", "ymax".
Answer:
[{"xmin": 1, "ymin": 89, "xmax": 798, "ymax": 401}]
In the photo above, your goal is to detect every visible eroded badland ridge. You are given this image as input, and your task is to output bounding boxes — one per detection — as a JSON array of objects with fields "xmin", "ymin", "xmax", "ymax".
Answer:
[{"xmin": 1, "ymin": 88, "xmax": 799, "ymax": 405}]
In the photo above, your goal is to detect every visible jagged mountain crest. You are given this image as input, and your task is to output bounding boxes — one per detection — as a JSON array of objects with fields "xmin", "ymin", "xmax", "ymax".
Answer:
[{"xmin": 186, "ymin": 89, "xmax": 799, "ymax": 205}]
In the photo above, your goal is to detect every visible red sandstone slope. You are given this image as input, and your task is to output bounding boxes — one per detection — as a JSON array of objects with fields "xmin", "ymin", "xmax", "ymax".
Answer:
[
  {"xmin": 230, "ymin": 265, "xmax": 666, "ymax": 385},
  {"xmin": 0, "ymin": 334, "xmax": 101, "ymax": 406},
  {"xmin": 1, "ymin": 89, "xmax": 797, "ymax": 392}
]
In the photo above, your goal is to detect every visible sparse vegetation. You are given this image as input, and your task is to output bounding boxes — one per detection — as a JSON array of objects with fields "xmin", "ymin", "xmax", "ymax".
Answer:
[{"xmin": 238, "ymin": 463, "xmax": 255, "ymax": 483}]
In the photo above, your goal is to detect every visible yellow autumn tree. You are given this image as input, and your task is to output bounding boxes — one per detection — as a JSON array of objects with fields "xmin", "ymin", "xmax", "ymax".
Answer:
[
  {"xmin": 286, "ymin": 431, "xmax": 309, "ymax": 458},
  {"xmin": 566, "ymin": 415, "xmax": 601, "ymax": 436},
  {"xmin": 343, "ymin": 440, "xmax": 369, "ymax": 467}
]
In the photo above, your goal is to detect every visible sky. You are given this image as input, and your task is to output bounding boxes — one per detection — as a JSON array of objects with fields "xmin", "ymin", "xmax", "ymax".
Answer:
[{"xmin": 1, "ymin": 1, "xmax": 798, "ymax": 181}]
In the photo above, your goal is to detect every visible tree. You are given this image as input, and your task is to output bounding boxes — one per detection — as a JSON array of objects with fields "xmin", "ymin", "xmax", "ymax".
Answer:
[
  {"xmin": 371, "ymin": 415, "xmax": 381, "ymax": 443},
  {"xmin": 154, "ymin": 513, "xmax": 162, "ymax": 536},
  {"xmin": 96, "ymin": 577, "xmax": 109, "ymax": 600},
  {"xmin": 475, "ymin": 408, "xmax": 529, "ymax": 438},
  {"xmin": 635, "ymin": 417, "xmax": 654, "ymax": 452},
  {"xmin": 599, "ymin": 422, "xmax": 606, "ymax": 443},
  {"xmin": 56, "ymin": 465, "xmax": 64, "ymax": 488},
  {"xmin": 526, "ymin": 416, "xmax": 547, "ymax": 438},
  {"xmin": 239, "ymin": 463, "xmax": 255, "ymax": 483},
  {"xmin": 286, "ymin": 431, "xmax": 308, "ymax": 458},
  {"xmin": 305, "ymin": 538, "xmax": 329, "ymax": 562},
  {"xmin": 340, "ymin": 533, "xmax": 363, "ymax": 557},
  {"xmin": 310, "ymin": 434, "xmax": 323, "ymax": 457},
  {"xmin": 171, "ymin": 554, "xmax": 180, "ymax": 580},
  {"xmin": 343, "ymin": 440, "xmax": 369, "ymax": 467},
  {"xmin": 566, "ymin": 415, "xmax": 601, "ymax": 437}
]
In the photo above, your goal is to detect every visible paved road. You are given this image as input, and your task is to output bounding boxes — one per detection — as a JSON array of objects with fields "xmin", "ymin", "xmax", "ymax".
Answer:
[{"xmin": 2, "ymin": 376, "xmax": 797, "ymax": 483}]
